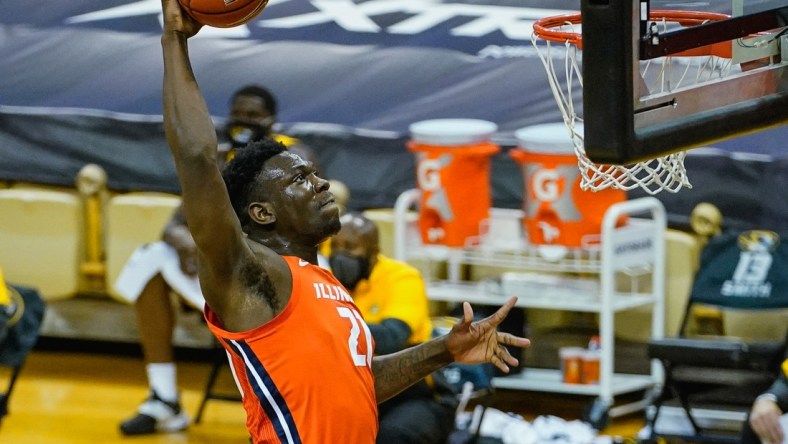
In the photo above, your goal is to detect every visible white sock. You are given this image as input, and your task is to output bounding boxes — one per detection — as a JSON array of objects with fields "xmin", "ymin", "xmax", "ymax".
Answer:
[{"xmin": 146, "ymin": 362, "xmax": 178, "ymax": 403}]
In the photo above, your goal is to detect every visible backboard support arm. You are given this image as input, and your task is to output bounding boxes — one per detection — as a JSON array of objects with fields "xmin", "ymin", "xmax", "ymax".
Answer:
[{"xmin": 641, "ymin": 7, "xmax": 788, "ymax": 60}]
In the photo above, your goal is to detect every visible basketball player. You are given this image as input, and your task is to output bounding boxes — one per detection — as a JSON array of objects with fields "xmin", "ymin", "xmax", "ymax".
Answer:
[
  {"xmin": 116, "ymin": 85, "xmax": 330, "ymax": 436},
  {"xmin": 160, "ymin": 0, "xmax": 530, "ymax": 442}
]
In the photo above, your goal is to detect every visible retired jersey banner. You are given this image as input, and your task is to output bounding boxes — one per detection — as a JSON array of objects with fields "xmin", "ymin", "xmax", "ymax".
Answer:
[{"xmin": 692, "ymin": 231, "xmax": 788, "ymax": 309}]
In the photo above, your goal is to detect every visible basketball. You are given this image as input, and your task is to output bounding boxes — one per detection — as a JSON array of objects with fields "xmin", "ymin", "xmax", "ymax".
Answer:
[{"xmin": 178, "ymin": 0, "xmax": 269, "ymax": 28}]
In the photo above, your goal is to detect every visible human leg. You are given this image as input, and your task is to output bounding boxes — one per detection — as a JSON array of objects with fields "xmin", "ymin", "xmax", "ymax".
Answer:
[
  {"xmin": 114, "ymin": 242, "xmax": 204, "ymax": 435},
  {"xmin": 120, "ymin": 273, "xmax": 188, "ymax": 435},
  {"xmin": 136, "ymin": 273, "xmax": 178, "ymax": 396}
]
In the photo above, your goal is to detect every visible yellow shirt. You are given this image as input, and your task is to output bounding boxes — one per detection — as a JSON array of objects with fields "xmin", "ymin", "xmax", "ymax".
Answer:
[
  {"xmin": 351, "ymin": 255, "xmax": 432, "ymax": 346},
  {"xmin": 223, "ymin": 133, "xmax": 300, "ymax": 163},
  {"xmin": 0, "ymin": 266, "xmax": 9, "ymax": 305}
]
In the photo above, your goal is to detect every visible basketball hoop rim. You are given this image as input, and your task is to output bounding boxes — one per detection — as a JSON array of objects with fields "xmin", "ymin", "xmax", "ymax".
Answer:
[{"xmin": 533, "ymin": 9, "xmax": 732, "ymax": 51}]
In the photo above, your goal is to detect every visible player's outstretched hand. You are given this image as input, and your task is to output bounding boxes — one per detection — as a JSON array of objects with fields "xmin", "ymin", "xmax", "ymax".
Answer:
[
  {"xmin": 161, "ymin": 0, "xmax": 202, "ymax": 38},
  {"xmin": 445, "ymin": 297, "xmax": 531, "ymax": 373}
]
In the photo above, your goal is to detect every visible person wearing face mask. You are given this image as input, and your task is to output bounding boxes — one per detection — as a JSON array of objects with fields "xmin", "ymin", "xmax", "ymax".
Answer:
[
  {"xmin": 329, "ymin": 212, "xmax": 457, "ymax": 444},
  {"xmin": 219, "ymin": 84, "xmax": 302, "ymax": 161},
  {"xmin": 114, "ymin": 84, "xmax": 328, "ymax": 436},
  {"xmin": 222, "ymin": 86, "xmax": 349, "ymax": 216}
]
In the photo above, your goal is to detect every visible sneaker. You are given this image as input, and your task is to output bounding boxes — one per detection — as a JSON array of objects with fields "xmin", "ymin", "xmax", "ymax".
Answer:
[{"xmin": 119, "ymin": 391, "xmax": 189, "ymax": 436}]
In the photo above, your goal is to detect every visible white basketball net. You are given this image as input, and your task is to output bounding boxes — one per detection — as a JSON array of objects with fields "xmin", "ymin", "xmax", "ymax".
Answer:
[{"xmin": 531, "ymin": 16, "xmax": 734, "ymax": 195}]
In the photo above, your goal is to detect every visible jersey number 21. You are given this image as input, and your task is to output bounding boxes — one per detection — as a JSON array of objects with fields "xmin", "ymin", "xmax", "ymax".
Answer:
[{"xmin": 337, "ymin": 306, "xmax": 373, "ymax": 367}]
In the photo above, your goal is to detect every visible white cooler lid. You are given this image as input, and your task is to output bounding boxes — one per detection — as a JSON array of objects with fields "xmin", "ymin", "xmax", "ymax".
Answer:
[
  {"xmin": 515, "ymin": 122, "xmax": 582, "ymax": 154},
  {"xmin": 409, "ymin": 119, "xmax": 497, "ymax": 146}
]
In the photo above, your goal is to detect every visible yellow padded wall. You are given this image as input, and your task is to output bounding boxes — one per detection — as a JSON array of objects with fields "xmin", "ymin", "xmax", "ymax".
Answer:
[
  {"xmin": 105, "ymin": 192, "xmax": 181, "ymax": 301},
  {"xmin": 0, "ymin": 188, "xmax": 82, "ymax": 300}
]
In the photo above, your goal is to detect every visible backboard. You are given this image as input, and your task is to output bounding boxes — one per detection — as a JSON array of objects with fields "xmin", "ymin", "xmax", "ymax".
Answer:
[{"xmin": 581, "ymin": 0, "xmax": 787, "ymax": 164}]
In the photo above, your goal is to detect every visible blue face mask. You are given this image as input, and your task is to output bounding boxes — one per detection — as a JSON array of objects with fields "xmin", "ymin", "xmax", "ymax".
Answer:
[{"xmin": 329, "ymin": 252, "xmax": 371, "ymax": 291}]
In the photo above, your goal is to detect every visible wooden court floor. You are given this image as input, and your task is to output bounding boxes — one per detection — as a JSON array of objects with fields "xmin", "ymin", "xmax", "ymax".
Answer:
[{"xmin": 0, "ymin": 347, "xmax": 646, "ymax": 443}]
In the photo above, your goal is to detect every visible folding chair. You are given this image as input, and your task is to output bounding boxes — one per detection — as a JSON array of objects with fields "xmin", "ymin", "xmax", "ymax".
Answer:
[
  {"xmin": 0, "ymin": 285, "xmax": 45, "ymax": 424},
  {"xmin": 644, "ymin": 230, "xmax": 788, "ymax": 443}
]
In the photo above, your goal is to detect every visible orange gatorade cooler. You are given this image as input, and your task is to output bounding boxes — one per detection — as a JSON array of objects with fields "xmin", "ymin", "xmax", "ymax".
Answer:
[
  {"xmin": 408, "ymin": 119, "xmax": 500, "ymax": 247},
  {"xmin": 510, "ymin": 123, "xmax": 626, "ymax": 247}
]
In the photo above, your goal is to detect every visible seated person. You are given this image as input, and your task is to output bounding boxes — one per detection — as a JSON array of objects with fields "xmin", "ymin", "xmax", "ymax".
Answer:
[
  {"xmin": 742, "ymin": 358, "xmax": 788, "ymax": 444},
  {"xmin": 114, "ymin": 84, "xmax": 331, "ymax": 436},
  {"xmin": 329, "ymin": 212, "xmax": 456, "ymax": 444}
]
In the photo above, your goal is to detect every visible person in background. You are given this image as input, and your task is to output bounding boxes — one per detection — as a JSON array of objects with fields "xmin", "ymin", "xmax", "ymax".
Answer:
[
  {"xmin": 0, "ymin": 266, "xmax": 14, "ymax": 343},
  {"xmin": 114, "ymin": 83, "xmax": 324, "ymax": 436},
  {"xmin": 330, "ymin": 212, "xmax": 456, "ymax": 443},
  {"xmin": 741, "ymin": 358, "xmax": 788, "ymax": 444},
  {"xmin": 158, "ymin": 0, "xmax": 530, "ymax": 441}
]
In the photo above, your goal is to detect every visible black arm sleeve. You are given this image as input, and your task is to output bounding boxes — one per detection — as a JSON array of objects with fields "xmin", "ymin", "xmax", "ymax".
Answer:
[
  {"xmin": 766, "ymin": 368, "xmax": 788, "ymax": 413},
  {"xmin": 367, "ymin": 318, "xmax": 412, "ymax": 355}
]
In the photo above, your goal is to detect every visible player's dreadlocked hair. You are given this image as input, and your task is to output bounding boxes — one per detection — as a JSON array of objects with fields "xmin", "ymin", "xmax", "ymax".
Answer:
[{"xmin": 222, "ymin": 138, "xmax": 286, "ymax": 229}]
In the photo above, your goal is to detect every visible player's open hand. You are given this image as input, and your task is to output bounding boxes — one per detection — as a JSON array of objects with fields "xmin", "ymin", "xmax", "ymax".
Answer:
[
  {"xmin": 161, "ymin": 0, "xmax": 202, "ymax": 38},
  {"xmin": 446, "ymin": 297, "xmax": 531, "ymax": 373}
]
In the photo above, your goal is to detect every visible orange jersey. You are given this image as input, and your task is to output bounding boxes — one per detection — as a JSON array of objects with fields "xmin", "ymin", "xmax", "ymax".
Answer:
[{"xmin": 204, "ymin": 256, "xmax": 378, "ymax": 444}]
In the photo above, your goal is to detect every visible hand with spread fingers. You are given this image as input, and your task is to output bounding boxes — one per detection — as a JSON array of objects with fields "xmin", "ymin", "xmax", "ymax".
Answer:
[{"xmin": 446, "ymin": 297, "xmax": 530, "ymax": 373}]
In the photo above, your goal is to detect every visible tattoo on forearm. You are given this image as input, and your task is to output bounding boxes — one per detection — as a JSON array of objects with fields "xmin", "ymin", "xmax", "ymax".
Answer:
[{"xmin": 372, "ymin": 337, "xmax": 453, "ymax": 403}]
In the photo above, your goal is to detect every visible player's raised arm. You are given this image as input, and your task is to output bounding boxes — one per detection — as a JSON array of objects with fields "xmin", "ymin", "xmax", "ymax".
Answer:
[{"xmin": 160, "ymin": 0, "xmax": 250, "ymax": 314}]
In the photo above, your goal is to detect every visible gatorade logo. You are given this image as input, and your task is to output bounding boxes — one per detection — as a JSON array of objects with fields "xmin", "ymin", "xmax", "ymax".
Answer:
[
  {"xmin": 525, "ymin": 165, "xmax": 582, "ymax": 221},
  {"xmin": 417, "ymin": 154, "xmax": 455, "ymax": 223},
  {"xmin": 417, "ymin": 156, "xmax": 450, "ymax": 191},
  {"xmin": 537, "ymin": 221, "xmax": 559, "ymax": 243},
  {"xmin": 533, "ymin": 169, "xmax": 560, "ymax": 202}
]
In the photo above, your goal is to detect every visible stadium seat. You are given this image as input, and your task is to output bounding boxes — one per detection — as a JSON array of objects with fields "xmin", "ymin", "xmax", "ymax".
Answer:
[
  {"xmin": 615, "ymin": 229, "xmax": 701, "ymax": 343},
  {"xmin": 105, "ymin": 192, "xmax": 181, "ymax": 301},
  {"xmin": 0, "ymin": 188, "xmax": 82, "ymax": 301}
]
